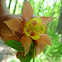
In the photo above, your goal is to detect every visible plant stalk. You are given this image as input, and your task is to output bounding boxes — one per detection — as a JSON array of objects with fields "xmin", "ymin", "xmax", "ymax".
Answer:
[{"xmin": 33, "ymin": 46, "xmax": 35, "ymax": 62}]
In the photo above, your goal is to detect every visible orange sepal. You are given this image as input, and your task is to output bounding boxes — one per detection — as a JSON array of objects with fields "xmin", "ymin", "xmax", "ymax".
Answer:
[
  {"xmin": 0, "ymin": 21, "xmax": 15, "ymax": 36},
  {"xmin": 1, "ymin": 35, "xmax": 19, "ymax": 42},
  {"xmin": 22, "ymin": 1, "xmax": 33, "ymax": 21},
  {"xmin": 36, "ymin": 34, "xmax": 52, "ymax": 46},
  {"xmin": 40, "ymin": 16, "xmax": 53, "ymax": 24},
  {"xmin": 21, "ymin": 35, "xmax": 32, "ymax": 55},
  {"xmin": 35, "ymin": 43, "xmax": 46, "ymax": 56},
  {"xmin": 4, "ymin": 19, "xmax": 22, "ymax": 32}
]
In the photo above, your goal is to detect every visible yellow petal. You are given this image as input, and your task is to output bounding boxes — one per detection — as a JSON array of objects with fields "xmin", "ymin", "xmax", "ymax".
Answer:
[
  {"xmin": 30, "ymin": 31, "xmax": 40, "ymax": 40},
  {"xmin": 22, "ymin": 1, "xmax": 33, "ymax": 21},
  {"xmin": 0, "ymin": 21, "xmax": 15, "ymax": 36},
  {"xmin": 26, "ymin": 17, "xmax": 42, "ymax": 27},
  {"xmin": 37, "ymin": 34, "xmax": 52, "ymax": 46},
  {"xmin": 24, "ymin": 27, "xmax": 40, "ymax": 40},
  {"xmin": 40, "ymin": 17, "xmax": 54, "ymax": 24},
  {"xmin": 24, "ymin": 27, "xmax": 30, "ymax": 37},
  {"xmin": 21, "ymin": 35, "xmax": 32, "ymax": 55},
  {"xmin": 38, "ymin": 25, "xmax": 45, "ymax": 34},
  {"xmin": 4, "ymin": 19, "xmax": 22, "ymax": 32},
  {"xmin": 31, "ymin": 35, "xmax": 40, "ymax": 40}
]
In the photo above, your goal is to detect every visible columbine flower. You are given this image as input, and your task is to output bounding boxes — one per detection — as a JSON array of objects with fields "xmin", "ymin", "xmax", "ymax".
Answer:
[
  {"xmin": 0, "ymin": 0, "xmax": 54, "ymax": 56},
  {"xmin": 24, "ymin": 17, "xmax": 45, "ymax": 40}
]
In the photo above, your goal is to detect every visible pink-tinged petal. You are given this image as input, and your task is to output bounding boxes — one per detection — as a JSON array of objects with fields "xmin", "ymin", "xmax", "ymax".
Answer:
[
  {"xmin": 1, "ymin": 35, "xmax": 19, "ymax": 42},
  {"xmin": 35, "ymin": 43, "xmax": 46, "ymax": 56},
  {"xmin": 40, "ymin": 16, "xmax": 53, "ymax": 24},
  {"xmin": 21, "ymin": 35, "xmax": 32, "ymax": 55},
  {"xmin": 0, "ymin": 21, "xmax": 15, "ymax": 36},
  {"xmin": 22, "ymin": 1, "xmax": 33, "ymax": 21},
  {"xmin": 37, "ymin": 34, "xmax": 52, "ymax": 46}
]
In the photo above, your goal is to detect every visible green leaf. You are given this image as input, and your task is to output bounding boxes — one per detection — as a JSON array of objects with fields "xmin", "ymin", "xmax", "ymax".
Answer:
[
  {"xmin": 30, "ymin": 41, "xmax": 34, "ymax": 49},
  {"xmin": 5, "ymin": 40, "xmax": 24, "ymax": 52},
  {"xmin": 18, "ymin": 49, "xmax": 33, "ymax": 62}
]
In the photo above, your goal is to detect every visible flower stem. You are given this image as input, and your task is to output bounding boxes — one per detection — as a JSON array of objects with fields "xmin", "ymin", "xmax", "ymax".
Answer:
[{"xmin": 33, "ymin": 45, "xmax": 35, "ymax": 62}]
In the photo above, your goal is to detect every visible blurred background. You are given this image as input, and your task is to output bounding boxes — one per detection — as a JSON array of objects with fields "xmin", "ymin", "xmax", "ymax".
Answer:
[{"xmin": 0, "ymin": 0, "xmax": 62, "ymax": 62}]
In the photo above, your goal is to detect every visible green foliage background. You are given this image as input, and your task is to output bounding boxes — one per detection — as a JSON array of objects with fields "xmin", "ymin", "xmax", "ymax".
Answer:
[{"xmin": 6, "ymin": 0, "xmax": 62, "ymax": 62}]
